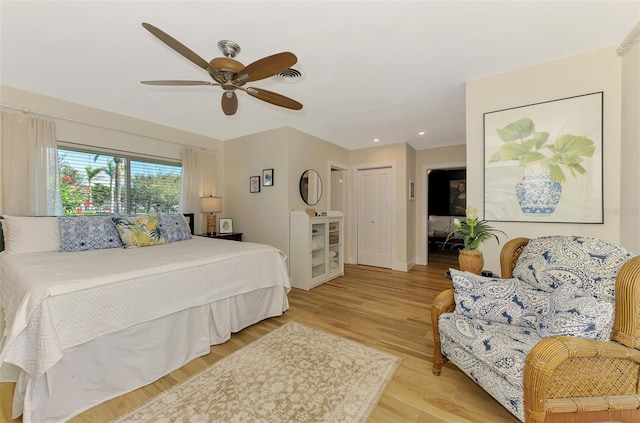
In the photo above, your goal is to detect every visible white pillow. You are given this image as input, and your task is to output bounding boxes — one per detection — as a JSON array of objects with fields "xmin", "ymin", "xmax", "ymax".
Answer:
[{"xmin": 2, "ymin": 216, "xmax": 61, "ymax": 253}]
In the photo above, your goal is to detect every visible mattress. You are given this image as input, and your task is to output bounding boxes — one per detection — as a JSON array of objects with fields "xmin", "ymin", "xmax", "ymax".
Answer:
[{"xmin": 0, "ymin": 237, "xmax": 291, "ymax": 422}]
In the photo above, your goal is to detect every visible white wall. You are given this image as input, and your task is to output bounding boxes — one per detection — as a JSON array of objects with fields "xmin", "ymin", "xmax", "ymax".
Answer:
[
  {"xmin": 224, "ymin": 126, "xmax": 350, "ymax": 259},
  {"xmin": 406, "ymin": 144, "xmax": 417, "ymax": 269},
  {"xmin": 223, "ymin": 127, "xmax": 290, "ymax": 254},
  {"xmin": 466, "ymin": 47, "xmax": 625, "ymax": 274},
  {"xmin": 619, "ymin": 41, "xmax": 640, "ymax": 253}
]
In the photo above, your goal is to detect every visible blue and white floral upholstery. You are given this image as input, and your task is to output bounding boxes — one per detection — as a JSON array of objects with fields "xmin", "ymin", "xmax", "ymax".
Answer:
[
  {"xmin": 439, "ymin": 314, "xmax": 542, "ymax": 420},
  {"xmin": 449, "ymin": 269, "xmax": 547, "ymax": 328},
  {"xmin": 536, "ymin": 284, "xmax": 614, "ymax": 341},
  {"xmin": 438, "ymin": 236, "xmax": 634, "ymax": 422},
  {"xmin": 512, "ymin": 235, "xmax": 632, "ymax": 300},
  {"xmin": 58, "ymin": 215, "xmax": 124, "ymax": 252}
]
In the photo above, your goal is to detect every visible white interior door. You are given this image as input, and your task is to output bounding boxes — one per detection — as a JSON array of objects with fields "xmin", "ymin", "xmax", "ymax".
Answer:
[{"xmin": 357, "ymin": 167, "xmax": 392, "ymax": 268}]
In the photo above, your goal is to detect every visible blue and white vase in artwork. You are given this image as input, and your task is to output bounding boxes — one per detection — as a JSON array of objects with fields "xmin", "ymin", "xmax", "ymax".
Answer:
[{"xmin": 515, "ymin": 173, "xmax": 562, "ymax": 216}]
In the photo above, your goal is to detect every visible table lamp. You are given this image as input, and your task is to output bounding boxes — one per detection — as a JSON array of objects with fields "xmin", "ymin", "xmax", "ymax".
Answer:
[{"xmin": 200, "ymin": 196, "xmax": 222, "ymax": 235}]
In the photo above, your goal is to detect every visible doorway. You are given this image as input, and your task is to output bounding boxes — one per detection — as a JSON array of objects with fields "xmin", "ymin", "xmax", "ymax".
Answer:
[
  {"xmin": 329, "ymin": 162, "xmax": 349, "ymax": 262},
  {"xmin": 425, "ymin": 166, "xmax": 466, "ymax": 265}
]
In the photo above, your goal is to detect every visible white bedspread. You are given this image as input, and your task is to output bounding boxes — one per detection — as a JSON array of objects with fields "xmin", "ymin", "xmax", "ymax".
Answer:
[{"xmin": 0, "ymin": 237, "xmax": 290, "ymax": 382}]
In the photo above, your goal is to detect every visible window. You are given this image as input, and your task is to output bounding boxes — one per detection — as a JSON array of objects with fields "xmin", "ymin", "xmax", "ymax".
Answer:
[{"xmin": 58, "ymin": 146, "xmax": 182, "ymax": 216}]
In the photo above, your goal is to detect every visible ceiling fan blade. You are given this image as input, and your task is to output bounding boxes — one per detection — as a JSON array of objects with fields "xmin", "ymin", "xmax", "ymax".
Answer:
[
  {"xmin": 142, "ymin": 23, "xmax": 210, "ymax": 71},
  {"xmin": 243, "ymin": 87, "xmax": 303, "ymax": 110},
  {"xmin": 141, "ymin": 80, "xmax": 218, "ymax": 86},
  {"xmin": 237, "ymin": 52, "xmax": 297, "ymax": 83},
  {"xmin": 221, "ymin": 91, "xmax": 239, "ymax": 115}
]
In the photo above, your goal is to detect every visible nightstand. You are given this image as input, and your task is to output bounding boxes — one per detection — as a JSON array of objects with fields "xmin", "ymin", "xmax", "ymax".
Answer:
[{"xmin": 196, "ymin": 232, "xmax": 243, "ymax": 241}]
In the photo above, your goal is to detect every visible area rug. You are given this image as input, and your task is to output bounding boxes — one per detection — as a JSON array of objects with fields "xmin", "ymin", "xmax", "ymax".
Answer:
[{"xmin": 112, "ymin": 321, "xmax": 402, "ymax": 422}]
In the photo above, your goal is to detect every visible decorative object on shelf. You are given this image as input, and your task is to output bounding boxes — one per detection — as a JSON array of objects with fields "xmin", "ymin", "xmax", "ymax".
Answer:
[
  {"xmin": 299, "ymin": 169, "xmax": 322, "ymax": 205},
  {"xmin": 219, "ymin": 218, "xmax": 233, "ymax": 234},
  {"xmin": 262, "ymin": 168, "xmax": 274, "ymax": 186},
  {"xmin": 484, "ymin": 92, "xmax": 603, "ymax": 223},
  {"xmin": 445, "ymin": 206, "xmax": 506, "ymax": 275},
  {"xmin": 250, "ymin": 176, "xmax": 261, "ymax": 193},
  {"xmin": 200, "ymin": 196, "xmax": 222, "ymax": 235}
]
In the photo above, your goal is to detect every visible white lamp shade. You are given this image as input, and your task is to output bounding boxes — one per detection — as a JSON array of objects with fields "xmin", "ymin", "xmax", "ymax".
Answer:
[{"xmin": 200, "ymin": 196, "xmax": 222, "ymax": 213}]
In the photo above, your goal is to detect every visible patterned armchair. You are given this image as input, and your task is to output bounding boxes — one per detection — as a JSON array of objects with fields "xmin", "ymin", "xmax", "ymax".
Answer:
[{"xmin": 431, "ymin": 236, "xmax": 640, "ymax": 423}]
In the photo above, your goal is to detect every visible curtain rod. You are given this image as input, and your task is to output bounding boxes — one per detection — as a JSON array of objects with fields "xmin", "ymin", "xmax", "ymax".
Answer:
[
  {"xmin": 58, "ymin": 140, "xmax": 182, "ymax": 163},
  {"xmin": 0, "ymin": 103, "xmax": 218, "ymax": 153},
  {"xmin": 618, "ymin": 21, "xmax": 640, "ymax": 56}
]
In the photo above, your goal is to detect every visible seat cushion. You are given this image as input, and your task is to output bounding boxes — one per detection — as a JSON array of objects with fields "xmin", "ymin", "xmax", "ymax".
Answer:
[
  {"xmin": 439, "ymin": 313, "xmax": 541, "ymax": 388},
  {"xmin": 439, "ymin": 313, "xmax": 540, "ymax": 421},
  {"xmin": 512, "ymin": 236, "xmax": 633, "ymax": 301}
]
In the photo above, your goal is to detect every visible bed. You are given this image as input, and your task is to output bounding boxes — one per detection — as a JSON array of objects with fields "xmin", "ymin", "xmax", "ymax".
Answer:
[{"xmin": 0, "ymin": 213, "xmax": 291, "ymax": 423}]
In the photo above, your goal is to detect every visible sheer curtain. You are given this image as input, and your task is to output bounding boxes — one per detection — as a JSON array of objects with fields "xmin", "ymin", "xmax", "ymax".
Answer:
[
  {"xmin": 0, "ymin": 110, "xmax": 62, "ymax": 216},
  {"xmin": 179, "ymin": 147, "xmax": 217, "ymax": 233}
]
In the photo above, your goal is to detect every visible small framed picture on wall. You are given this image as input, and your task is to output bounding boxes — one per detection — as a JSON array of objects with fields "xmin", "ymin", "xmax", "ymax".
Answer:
[
  {"xmin": 262, "ymin": 169, "xmax": 274, "ymax": 186},
  {"xmin": 250, "ymin": 176, "xmax": 261, "ymax": 193}
]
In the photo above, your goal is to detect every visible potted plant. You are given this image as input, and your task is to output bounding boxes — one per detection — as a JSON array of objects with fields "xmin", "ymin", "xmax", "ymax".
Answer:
[
  {"xmin": 488, "ymin": 117, "xmax": 595, "ymax": 215},
  {"xmin": 445, "ymin": 206, "xmax": 506, "ymax": 274}
]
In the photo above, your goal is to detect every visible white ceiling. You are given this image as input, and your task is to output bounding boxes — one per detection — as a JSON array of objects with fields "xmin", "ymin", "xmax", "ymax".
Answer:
[{"xmin": 1, "ymin": 1, "xmax": 638, "ymax": 151}]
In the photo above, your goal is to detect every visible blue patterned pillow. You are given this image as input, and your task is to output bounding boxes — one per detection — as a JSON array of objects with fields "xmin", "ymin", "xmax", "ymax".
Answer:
[
  {"xmin": 537, "ymin": 284, "xmax": 614, "ymax": 341},
  {"xmin": 157, "ymin": 213, "xmax": 192, "ymax": 242},
  {"xmin": 513, "ymin": 236, "xmax": 633, "ymax": 301},
  {"xmin": 58, "ymin": 216, "xmax": 124, "ymax": 252},
  {"xmin": 450, "ymin": 269, "xmax": 547, "ymax": 328}
]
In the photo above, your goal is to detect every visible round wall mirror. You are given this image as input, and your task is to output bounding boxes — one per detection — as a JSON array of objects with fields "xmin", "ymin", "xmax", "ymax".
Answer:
[{"xmin": 299, "ymin": 169, "xmax": 323, "ymax": 205}]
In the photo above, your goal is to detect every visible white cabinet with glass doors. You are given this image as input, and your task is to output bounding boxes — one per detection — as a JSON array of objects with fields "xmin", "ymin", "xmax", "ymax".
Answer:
[{"xmin": 289, "ymin": 211, "xmax": 344, "ymax": 290}]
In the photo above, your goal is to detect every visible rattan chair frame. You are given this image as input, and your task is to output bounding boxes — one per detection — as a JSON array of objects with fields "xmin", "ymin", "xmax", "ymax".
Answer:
[{"xmin": 432, "ymin": 237, "xmax": 640, "ymax": 423}]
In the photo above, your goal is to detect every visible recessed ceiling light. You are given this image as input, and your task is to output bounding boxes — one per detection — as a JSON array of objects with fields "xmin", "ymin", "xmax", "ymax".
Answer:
[
  {"xmin": 373, "ymin": 138, "xmax": 380, "ymax": 143},
  {"xmin": 418, "ymin": 131, "xmax": 425, "ymax": 135}
]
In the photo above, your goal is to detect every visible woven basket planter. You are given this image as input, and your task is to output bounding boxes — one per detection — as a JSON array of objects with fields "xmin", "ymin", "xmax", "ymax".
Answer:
[{"xmin": 458, "ymin": 249, "xmax": 484, "ymax": 275}]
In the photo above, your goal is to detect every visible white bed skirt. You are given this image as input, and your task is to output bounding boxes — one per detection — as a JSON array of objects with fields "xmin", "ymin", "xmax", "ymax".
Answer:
[{"xmin": 14, "ymin": 285, "xmax": 289, "ymax": 423}]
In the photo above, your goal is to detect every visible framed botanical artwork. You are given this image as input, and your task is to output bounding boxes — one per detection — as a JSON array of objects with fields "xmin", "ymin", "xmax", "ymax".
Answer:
[
  {"xmin": 250, "ymin": 176, "xmax": 261, "ymax": 193},
  {"xmin": 262, "ymin": 169, "xmax": 274, "ymax": 186},
  {"xmin": 484, "ymin": 91, "xmax": 603, "ymax": 223},
  {"xmin": 219, "ymin": 218, "xmax": 233, "ymax": 233}
]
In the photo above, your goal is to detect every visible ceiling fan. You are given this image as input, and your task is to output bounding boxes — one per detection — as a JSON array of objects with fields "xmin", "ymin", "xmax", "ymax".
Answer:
[{"xmin": 140, "ymin": 22, "xmax": 303, "ymax": 116}]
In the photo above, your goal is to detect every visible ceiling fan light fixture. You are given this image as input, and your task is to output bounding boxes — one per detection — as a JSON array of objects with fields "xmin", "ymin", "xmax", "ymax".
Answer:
[
  {"xmin": 209, "ymin": 57, "xmax": 244, "ymax": 73},
  {"xmin": 217, "ymin": 40, "xmax": 241, "ymax": 58}
]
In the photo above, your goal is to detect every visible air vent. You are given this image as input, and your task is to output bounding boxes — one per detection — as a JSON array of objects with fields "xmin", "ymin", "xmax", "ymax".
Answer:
[{"xmin": 273, "ymin": 66, "xmax": 304, "ymax": 83}]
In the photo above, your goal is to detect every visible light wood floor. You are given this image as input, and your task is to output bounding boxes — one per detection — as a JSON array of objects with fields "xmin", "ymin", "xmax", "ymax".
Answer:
[{"xmin": 2, "ymin": 251, "xmax": 519, "ymax": 423}]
